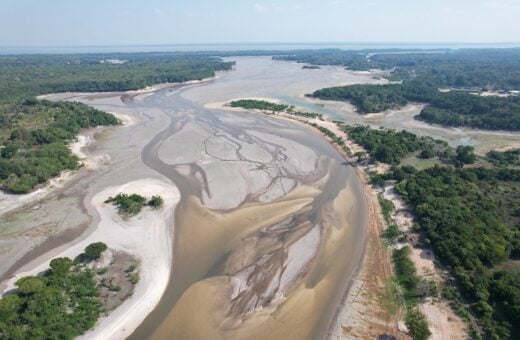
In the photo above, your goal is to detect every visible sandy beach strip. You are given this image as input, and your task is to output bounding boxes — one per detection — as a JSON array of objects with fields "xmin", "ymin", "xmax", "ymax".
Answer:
[{"xmin": 2, "ymin": 178, "xmax": 180, "ymax": 340}]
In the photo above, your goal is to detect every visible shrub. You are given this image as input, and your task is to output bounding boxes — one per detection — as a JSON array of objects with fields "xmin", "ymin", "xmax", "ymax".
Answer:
[
  {"xmin": 147, "ymin": 195, "xmax": 164, "ymax": 208},
  {"xmin": 84, "ymin": 242, "xmax": 108, "ymax": 261}
]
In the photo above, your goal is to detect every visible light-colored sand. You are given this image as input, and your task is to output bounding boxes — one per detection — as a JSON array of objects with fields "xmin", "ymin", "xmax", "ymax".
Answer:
[
  {"xmin": 381, "ymin": 184, "xmax": 467, "ymax": 339},
  {"xmin": 263, "ymin": 107, "xmax": 467, "ymax": 339},
  {"xmin": 420, "ymin": 300, "xmax": 467, "ymax": 340},
  {"xmin": 158, "ymin": 119, "xmax": 318, "ymax": 210},
  {"xmin": 2, "ymin": 178, "xmax": 180, "ymax": 340},
  {"xmin": 0, "ymin": 171, "xmax": 73, "ymax": 216},
  {"xmin": 108, "ymin": 111, "xmax": 137, "ymax": 126},
  {"xmin": 69, "ymin": 132, "xmax": 111, "ymax": 170}
]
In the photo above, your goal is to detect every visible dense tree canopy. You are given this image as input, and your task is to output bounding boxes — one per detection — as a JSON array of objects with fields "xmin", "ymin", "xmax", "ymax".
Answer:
[
  {"xmin": 229, "ymin": 99, "xmax": 289, "ymax": 112},
  {"xmin": 311, "ymin": 82, "xmax": 520, "ymax": 130},
  {"xmin": 0, "ymin": 243, "xmax": 109, "ymax": 339},
  {"xmin": 390, "ymin": 166, "xmax": 520, "ymax": 338},
  {"xmin": 0, "ymin": 53, "xmax": 234, "ymax": 101},
  {"xmin": 0, "ymin": 100, "xmax": 119, "ymax": 193},
  {"xmin": 340, "ymin": 125, "xmax": 447, "ymax": 164},
  {"xmin": 292, "ymin": 48, "xmax": 520, "ymax": 130}
]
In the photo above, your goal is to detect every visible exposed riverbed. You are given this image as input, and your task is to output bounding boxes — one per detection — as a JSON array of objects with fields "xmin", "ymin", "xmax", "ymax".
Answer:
[
  {"xmin": 0, "ymin": 57, "xmax": 374, "ymax": 339},
  {"xmin": 2, "ymin": 56, "xmax": 515, "ymax": 339}
]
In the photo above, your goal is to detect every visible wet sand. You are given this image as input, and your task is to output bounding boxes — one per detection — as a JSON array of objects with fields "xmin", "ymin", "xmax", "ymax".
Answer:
[
  {"xmin": 130, "ymin": 81, "xmax": 368, "ymax": 339},
  {"xmin": 1, "ymin": 57, "xmax": 378, "ymax": 339}
]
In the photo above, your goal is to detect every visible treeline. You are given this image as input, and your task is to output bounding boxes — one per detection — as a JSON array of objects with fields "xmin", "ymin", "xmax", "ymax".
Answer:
[
  {"xmin": 340, "ymin": 125, "xmax": 447, "ymax": 164},
  {"xmin": 369, "ymin": 49, "xmax": 520, "ymax": 91},
  {"xmin": 487, "ymin": 148, "xmax": 520, "ymax": 167},
  {"xmin": 311, "ymin": 82, "xmax": 520, "ymax": 130},
  {"xmin": 229, "ymin": 99, "xmax": 289, "ymax": 112},
  {"xmin": 311, "ymin": 84, "xmax": 407, "ymax": 113},
  {"xmin": 386, "ymin": 165, "xmax": 520, "ymax": 338},
  {"xmin": 0, "ymin": 100, "xmax": 119, "ymax": 193},
  {"xmin": 274, "ymin": 49, "xmax": 372, "ymax": 71},
  {"xmin": 0, "ymin": 243, "xmax": 108, "ymax": 339},
  {"xmin": 275, "ymin": 48, "xmax": 520, "ymax": 91},
  {"xmin": 0, "ymin": 53, "xmax": 234, "ymax": 101}
]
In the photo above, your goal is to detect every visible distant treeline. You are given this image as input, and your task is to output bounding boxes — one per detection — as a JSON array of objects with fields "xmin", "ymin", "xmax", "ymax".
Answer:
[
  {"xmin": 0, "ymin": 53, "xmax": 234, "ymax": 101},
  {"xmin": 311, "ymin": 82, "xmax": 520, "ymax": 130},
  {"xmin": 275, "ymin": 48, "xmax": 520, "ymax": 91},
  {"xmin": 276, "ymin": 48, "xmax": 520, "ymax": 130}
]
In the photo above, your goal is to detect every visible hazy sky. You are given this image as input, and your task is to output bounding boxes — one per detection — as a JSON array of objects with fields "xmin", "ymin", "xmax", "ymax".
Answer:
[{"xmin": 1, "ymin": 0, "xmax": 519, "ymax": 46}]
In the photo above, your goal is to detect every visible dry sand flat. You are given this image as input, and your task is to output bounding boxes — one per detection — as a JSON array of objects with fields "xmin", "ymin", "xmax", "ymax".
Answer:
[
  {"xmin": 2, "ymin": 57, "xmax": 386, "ymax": 339},
  {"xmin": 2, "ymin": 178, "xmax": 180, "ymax": 340}
]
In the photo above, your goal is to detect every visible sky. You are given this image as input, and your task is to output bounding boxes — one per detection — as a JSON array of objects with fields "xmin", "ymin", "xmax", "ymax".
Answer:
[{"xmin": 1, "ymin": 0, "xmax": 519, "ymax": 47}]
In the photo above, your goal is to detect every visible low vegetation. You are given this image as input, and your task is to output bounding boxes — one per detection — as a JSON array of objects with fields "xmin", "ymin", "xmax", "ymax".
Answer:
[
  {"xmin": 0, "ymin": 242, "xmax": 109, "ymax": 339},
  {"xmin": 228, "ymin": 99, "xmax": 324, "ymax": 121},
  {"xmin": 377, "ymin": 193, "xmax": 394, "ymax": 224},
  {"xmin": 105, "ymin": 193, "xmax": 164, "ymax": 216},
  {"xmin": 302, "ymin": 65, "xmax": 320, "ymax": 69},
  {"xmin": 229, "ymin": 99, "xmax": 289, "ymax": 112}
]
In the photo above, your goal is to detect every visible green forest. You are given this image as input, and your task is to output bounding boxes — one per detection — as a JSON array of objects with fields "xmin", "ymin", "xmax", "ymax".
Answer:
[
  {"xmin": 0, "ymin": 53, "xmax": 234, "ymax": 101},
  {"xmin": 0, "ymin": 100, "xmax": 119, "ymax": 193},
  {"xmin": 279, "ymin": 48, "xmax": 520, "ymax": 130},
  {"xmin": 339, "ymin": 125, "xmax": 448, "ymax": 164},
  {"xmin": 276, "ymin": 48, "xmax": 520, "ymax": 91},
  {"xmin": 487, "ymin": 148, "xmax": 520, "ymax": 167},
  {"xmin": 105, "ymin": 193, "xmax": 164, "ymax": 216},
  {"xmin": 349, "ymin": 123, "xmax": 519, "ymax": 338},
  {"xmin": 386, "ymin": 165, "xmax": 520, "ymax": 338},
  {"xmin": 311, "ymin": 82, "xmax": 520, "ymax": 130},
  {"xmin": 311, "ymin": 84, "xmax": 407, "ymax": 113},
  {"xmin": 0, "ymin": 53, "xmax": 233, "ymax": 193},
  {"xmin": 0, "ymin": 243, "xmax": 109, "ymax": 339},
  {"xmin": 229, "ymin": 99, "xmax": 289, "ymax": 112}
]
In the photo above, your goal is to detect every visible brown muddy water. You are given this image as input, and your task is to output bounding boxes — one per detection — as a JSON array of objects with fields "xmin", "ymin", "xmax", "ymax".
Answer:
[
  {"xmin": 0, "ymin": 57, "xmax": 395, "ymax": 339},
  {"xmin": 129, "ymin": 81, "xmax": 367, "ymax": 339},
  {"xmin": 2, "ymin": 56, "xmax": 518, "ymax": 339}
]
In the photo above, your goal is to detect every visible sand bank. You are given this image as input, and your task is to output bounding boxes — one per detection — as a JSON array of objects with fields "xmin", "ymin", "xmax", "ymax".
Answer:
[{"xmin": 2, "ymin": 178, "xmax": 180, "ymax": 340}]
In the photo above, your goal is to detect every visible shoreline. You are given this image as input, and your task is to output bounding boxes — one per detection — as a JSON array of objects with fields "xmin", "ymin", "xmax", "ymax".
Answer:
[
  {"xmin": 212, "ymin": 99, "xmax": 403, "ymax": 337},
  {"xmin": 2, "ymin": 178, "xmax": 180, "ymax": 340}
]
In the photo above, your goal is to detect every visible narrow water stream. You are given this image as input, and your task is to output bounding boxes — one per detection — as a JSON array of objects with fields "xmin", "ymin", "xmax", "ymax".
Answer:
[{"xmin": 130, "ymin": 83, "xmax": 367, "ymax": 339}]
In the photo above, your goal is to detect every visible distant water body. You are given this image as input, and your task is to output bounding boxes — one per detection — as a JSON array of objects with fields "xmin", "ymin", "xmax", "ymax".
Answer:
[{"xmin": 1, "ymin": 42, "xmax": 520, "ymax": 54}]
